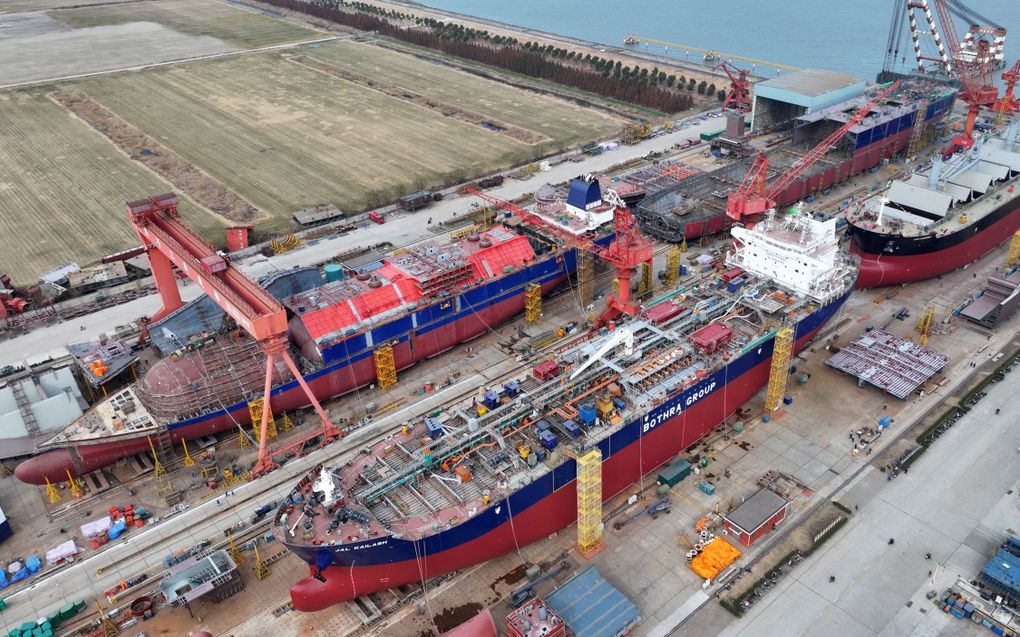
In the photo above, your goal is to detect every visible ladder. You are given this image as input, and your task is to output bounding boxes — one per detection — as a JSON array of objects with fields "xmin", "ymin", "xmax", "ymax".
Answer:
[
  {"xmin": 764, "ymin": 327, "xmax": 794, "ymax": 414},
  {"xmin": 10, "ymin": 381, "xmax": 41, "ymax": 437}
]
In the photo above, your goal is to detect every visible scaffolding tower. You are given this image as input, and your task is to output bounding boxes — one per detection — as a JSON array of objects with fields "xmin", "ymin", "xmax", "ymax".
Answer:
[
  {"xmin": 248, "ymin": 397, "xmax": 277, "ymax": 442},
  {"xmin": 764, "ymin": 327, "xmax": 794, "ymax": 414},
  {"xmin": 374, "ymin": 345, "xmax": 397, "ymax": 389},
  {"xmin": 576, "ymin": 448, "xmax": 605, "ymax": 558},
  {"xmin": 916, "ymin": 305, "xmax": 935, "ymax": 346},
  {"xmin": 638, "ymin": 262, "xmax": 653, "ymax": 296},
  {"xmin": 1007, "ymin": 230, "xmax": 1020, "ymax": 267},
  {"xmin": 253, "ymin": 543, "xmax": 271, "ymax": 580},
  {"xmin": 148, "ymin": 436, "xmax": 174, "ymax": 498},
  {"xmin": 906, "ymin": 99, "xmax": 929, "ymax": 158},
  {"xmin": 524, "ymin": 283, "xmax": 542, "ymax": 324},
  {"xmin": 665, "ymin": 245, "xmax": 682, "ymax": 285},
  {"xmin": 577, "ymin": 249, "xmax": 593, "ymax": 313},
  {"xmin": 227, "ymin": 530, "xmax": 244, "ymax": 566}
]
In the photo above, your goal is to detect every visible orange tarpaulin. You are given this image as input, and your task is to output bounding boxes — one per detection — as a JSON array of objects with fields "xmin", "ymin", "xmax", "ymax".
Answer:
[{"xmin": 690, "ymin": 537, "xmax": 742, "ymax": 580}]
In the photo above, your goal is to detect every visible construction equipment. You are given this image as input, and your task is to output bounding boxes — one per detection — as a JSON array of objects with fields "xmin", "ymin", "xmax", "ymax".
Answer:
[
  {"xmin": 467, "ymin": 188, "xmax": 653, "ymax": 324},
  {"xmin": 227, "ymin": 529, "xmax": 244, "ymax": 566},
  {"xmin": 763, "ymin": 326, "xmax": 793, "ymax": 414},
  {"xmin": 127, "ymin": 194, "xmax": 341, "ymax": 479},
  {"xmin": 1006, "ymin": 230, "xmax": 1020, "ymax": 267},
  {"xmin": 44, "ymin": 476, "xmax": 60, "ymax": 504},
  {"xmin": 248, "ymin": 397, "xmax": 277, "ymax": 441},
  {"xmin": 147, "ymin": 436, "xmax": 173, "ymax": 498},
  {"xmin": 717, "ymin": 61, "xmax": 752, "ymax": 113},
  {"xmin": 995, "ymin": 60, "xmax": 1020, "ymax": 123},
  {"xmin": 726, "ymin": 81, "xmax": 902, "ymax": 222},
  {"xmin": 97, "ymin": 601, "xmax": 119, "ymax": 637},
  {"xmin": 373, "ymin": 344, "xmax": 397, "ymax": 390},
  {"xmin": 929, "ymin": 0, "xmax": 1000, "ymax": 150},
  {"xmin": 664, "ymin": 244, "xmax": 682, "ymax": 285},
  {"xmin": 509, "ymin": 561, "xmax": 569, "ymax": 607},
  {"xmin": 524, "ymin": 283, "xmax": 542, "ymax": 323},
  {"xmin": 253, "ymin": 542, "xmax": 271, "ymax": 580},
  {"xmin": 66, "ymin": 468, "xmax": 83, "ymax": 499},
  {"xmin": 575, "ymin": 448, "xmax": 605, "ymax": 558},
  {"xmin": 612, "ymin": 497, "xmax": 671, "ymax": 530},
  {"xmin": 916, "ymin": 305, "xmax": 935, "ymax": 346},
  {"xmin": 622, "ymin": 123, "xmax": 653, "ymax": 144}
]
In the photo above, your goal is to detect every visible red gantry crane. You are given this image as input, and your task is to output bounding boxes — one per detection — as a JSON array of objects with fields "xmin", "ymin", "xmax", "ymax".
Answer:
[
  {"xmin": 128, "ymin": 194, "xmax": 341, "ymax": 478},
  {"xmin": 931, "ymin": 0, "xmax": 999, "ymax": 149},
  {"xmin": 466, "ymin": 188, "xmax": 653, "ymax": 323},
  {"xmin": 726, "ymin": 81, "xmax": 902, "ymax": 222},
  {"xmin": 994, "ymin": 60, "xmax": 1020, "ymax": 120},
  {"xmin": 717, "ymin": 61, "xmax": 752, "ymax": 113}
]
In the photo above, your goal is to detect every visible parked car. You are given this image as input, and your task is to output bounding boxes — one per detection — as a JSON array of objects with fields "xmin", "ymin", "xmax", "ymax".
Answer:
[{"xmin": 368, "ymin": 211, "xmax": 385, "ymax": 224}]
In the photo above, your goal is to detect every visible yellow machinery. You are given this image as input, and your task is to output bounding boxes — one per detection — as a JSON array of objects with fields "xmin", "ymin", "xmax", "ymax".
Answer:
[
  {"xmin": 270, "ymin": 235, "xmax": 302, "ymax": 255},
  {"xmin": 576, "ymin": 448, "xmax": 605, "ymax": 558},
  {"xmin": 374, "ymin": 344, "xmax": 397, "ymax": 389},
  {"xmin": 97, "ymin": 601, "xmax": 119, "ymax": 637},
  {"xmin": 1007, "ymin": 230, "xmax": 1020, "ymax": 267},
  {"xmin": 665, "ymin": 244, "xmax": 682, "ymax": 285},
  {"xmin": 763, "ymin": 327, "xmax": 793, "ymax": 414},
  {"xmin": 44, "ymin": 476, "xmax": 60, "ymax": 504},
  {"xmin": 916, "ymin": 305, "xmax": 935, "ymax": 347},
  {"xmin": 524, "ymin": 283, "xmax": 542, "ymax": 324},
  {"xmin": 577, "ymin": 250, "xmax": 593, "ymax": 310},
  {"xmin": 237, "ymin": 424, "xmax": 252, "ymax": 448},
  {"xmin": 66, "ymin": 468, "xmax": 83, "ymax": 499},
  {"xmin": 181, "ymin": 438, "xmax": 195, "ymax": 467},
  {"xmin": 248, "ymin": 397, "xmax": 278, "ymax": 442},
  {"xmin": 227, "ymin": 529, "xmax": 244, "ymax": 566}
]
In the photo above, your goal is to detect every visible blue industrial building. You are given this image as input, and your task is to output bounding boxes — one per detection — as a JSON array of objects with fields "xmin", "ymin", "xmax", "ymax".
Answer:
[{"xmin": 980, "ymin": 537, "xmax": 1020, "ymax": 604}]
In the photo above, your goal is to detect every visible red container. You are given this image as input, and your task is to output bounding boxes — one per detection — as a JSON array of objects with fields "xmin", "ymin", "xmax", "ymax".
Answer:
[{"xmin": 134, "ymin": 520, "xmax": 144, "ymax": 528}]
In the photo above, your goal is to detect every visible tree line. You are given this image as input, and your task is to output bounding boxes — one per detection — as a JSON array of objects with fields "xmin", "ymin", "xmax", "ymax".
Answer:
[{"xmin": 262, "ymin": 0, "xmax": 696, "ymax": 113}]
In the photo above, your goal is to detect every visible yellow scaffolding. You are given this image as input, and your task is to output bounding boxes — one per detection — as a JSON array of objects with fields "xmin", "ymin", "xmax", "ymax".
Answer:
[
  {"xmin": 374, "ymin": 345, "xmax": 397, "ymax": 389},
  {"xmin": 679, "ymin": 237, "xmax": 688, "ymax": 254},
  {"xmin": 916, "ymin": 305, "xmax": 935, "ymax": 347},
  {"xmin": 248, "ymin": 397, "xmax": 278, "ymax": 442},
  {"xmin": 279, "ymin": 412, "xmax": 295, "ymax": 432},
  {"xmin": 638, "ymin": 262, "xmax": 653, "ymax": 296},
  {"xmin": 97, "ymin": 601, "xmax": 119, "ymax": 637},
  {"xmin": 66, "ymin": 468, "xmax": 83, "ymax": 499},
  {"xmin": 253, "ymin": 543, "xmax": 271, "ymax": 580},
  {"xmin": 524, "ymin": 283, "xmax": 542, "ymax": 324},
  {"xmin": 576, "ymin": 449, "xmax": 605, "ymax": 558},
  {"xmin": 764, "ymin": 327, "xmax": 794, "ymax": 414},
  {"xmin": 577, "ymin": 250, "xmax": 593, "ymax": 311},
  {"xmin": 227, "ymin": 530, "xmax": 245, "ymax": 566},
  {"xmin": 665, "ymin": 245, "xmax": 682, "ymax": 285},
  {"xmin": 44, "ymin": 476, "xmax": 61, "ymax": 503},
  {"xmin": 148, "ymin": 436, "xmax": 174, "ymax": 498},
  {"xmin": 1007, "ymin": 230, "xmax": 1020, "ymax": 267},
  {"xmin": 237, "ymin": 424, "xmax": 253, "ymax": 448},
  {"xmin": 181, "ymin": 438, "xmax": 195, "ymax": 467}
]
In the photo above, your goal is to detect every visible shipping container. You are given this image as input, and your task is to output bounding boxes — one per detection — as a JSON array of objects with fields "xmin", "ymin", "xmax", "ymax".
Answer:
[
  {"xmin": 658, "ymin": 459, "xmax": 692, "ymax": 486},
  {"xmin": 700, "ymin": 130, "xmax": 724, "ymax": 142}
]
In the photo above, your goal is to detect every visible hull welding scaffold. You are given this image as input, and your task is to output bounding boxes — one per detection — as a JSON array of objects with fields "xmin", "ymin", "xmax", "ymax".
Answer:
[
  {"xmin": 15, "ymin": 186, "xmax": 615, "ymax": 486},
  {"xmin": 274, "ymin": 209, "xmax": 857, "ymax": 611}
]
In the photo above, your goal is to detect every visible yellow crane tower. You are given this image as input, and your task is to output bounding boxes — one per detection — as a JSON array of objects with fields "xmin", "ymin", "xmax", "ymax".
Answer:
[
  {"xmin": 916, "ymin": 306, "xmax": 935, "ymax": 347},
  {"xmin": 763, "ymin": 327, "xmax": 794, "ymax": 415},
  {"xmin": 576, "ymin": 448, "xmax": 605, "ymax": 558}
]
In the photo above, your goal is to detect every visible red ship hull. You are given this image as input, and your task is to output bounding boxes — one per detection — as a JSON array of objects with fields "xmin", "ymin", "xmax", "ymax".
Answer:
[
  {"xmin": 852, "ymin": 203, "xmax": 1020, "ymax": 288},
  {"xmin": 14, "ymin": 284, "xmax": 556, "ymax": 485},
  {"xmin": 287, "ymin": 324, "xmax": 825, "ymax": 611}
]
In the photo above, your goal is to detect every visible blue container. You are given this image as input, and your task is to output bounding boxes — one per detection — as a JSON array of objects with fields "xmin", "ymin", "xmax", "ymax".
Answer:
[
  {"xmin": 950, "ymin": 609, "xmax": 966, "ymax": 619},
  {"xmin": 483, "ymin": 390, "xmax": 500, "ymax": 409},
  {"xmin": 535, "ymin": 420, "xmax": 551, "ymax": 432},
  {"xmin": 762, "ymin": 414, "xmax": 772, "ymax": 423},
  {"xmin": 992, "ymin": 626, "xmax": 1004, "ymax": 635},
  {"xmin": 879, "ymin": 416, "xmax": 892, "ymax": 428},
  {"xmin": 612, "ymin": 398, "xmax": 626, "ymax": 410},
  {"xmin": 25, "ymin": 556, "xmax": 41, "ymax": 574},
  {"xmin": 538, "ymin": 430, "xmax": 558, "ymax": 450},
  {"xmin": 578, "ymin": 403, "xmax": 597, "ymax": 426},
  {"xmin": 323, "ymin": 263, "xmax": 345, "ymax": 283},
  {"xmin": 726, "ymin": 278, "xmax": 744, "ymax": 293},
  {"xmin": 504, "ymin": 381, "xmax": 520, "ymax": 397},
  {"xmin": 698, "ymin": 482, "xmax": 715, "ymax": 495},
  {"xmin": 680, "ymin": 265, "xmax": 687, "ymax": 276},
  {"xmin": 563, "ymin": 420, "xmax": 581, "ymax": 437},
  {"xmin": 424, "ymin": 418, "xmax": 444, "ymax": 439},
  {"xmin": 782, "ymin": 395, "xmax": 793, "ymax": 405}
]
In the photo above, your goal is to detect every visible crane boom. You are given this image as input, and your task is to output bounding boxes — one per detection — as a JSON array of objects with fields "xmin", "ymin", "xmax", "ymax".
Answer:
[{"xmin": 727, "ymin": 81, "xmax": 902, "ymax": 222}]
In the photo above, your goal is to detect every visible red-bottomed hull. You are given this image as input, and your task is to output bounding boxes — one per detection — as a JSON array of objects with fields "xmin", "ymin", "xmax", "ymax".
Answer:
[
  {"xmin": 852, "ymin": 204, "xmax": 1020, "ymax": 287},
  {"xmin": 287, "ymin": 323, "xmax": 826, "ymax": 611},
  {"xmin": 14, "ymin": 285, "xmax": 555, "ymax": 485}
]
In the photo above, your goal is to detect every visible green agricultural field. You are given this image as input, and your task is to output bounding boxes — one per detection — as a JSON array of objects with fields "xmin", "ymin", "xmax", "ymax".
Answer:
[
  {"xmin": 50, "ymin": 0, "xmax": 320, "ymax": 48},
  {"xmin": 69, "ymin": 46, "xmax": 622, "ymax": 223},
  {"xmin": 0, "ymin": 91, "xmax": 223, "ymax": 285},
  {"xmin": 306, "ymin": 39, "xmax": 622, "ymax": 147}
]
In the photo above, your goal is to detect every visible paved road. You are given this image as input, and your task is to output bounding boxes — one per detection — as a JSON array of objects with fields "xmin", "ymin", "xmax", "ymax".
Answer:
[
  {"xmin": 0, "ymin": 116, "xmax": 726, "ymax": 367},
  {"xmin": 720, "ymin": 350, "xmax": 1020, "ymax": 637}
]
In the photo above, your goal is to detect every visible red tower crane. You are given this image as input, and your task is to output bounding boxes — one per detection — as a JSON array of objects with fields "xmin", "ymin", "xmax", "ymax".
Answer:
[
  {"xmin": 465, "ymin": 188, "xmax": 653, "ymax": 323},
  {"xmin": 726, "ymin": 81, "xmax": 902, "ymax": 222},
  {"xmin": 127, "ymin": 194, "xmax": 341, "ymax": 478},
  {"xmin": 717, "ymin": 61, "xmax": 752, "ymax": 113},
  {"xmin": 994, "ymin": 59, "xmax": 1020, "ymax": 119},
  {"xmin": 931, "ymin": 0, "xmax": 999, "ymax": 149}
]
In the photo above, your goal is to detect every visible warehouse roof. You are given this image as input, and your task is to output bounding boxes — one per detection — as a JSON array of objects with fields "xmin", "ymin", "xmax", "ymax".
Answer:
[
  {"xmin": 757, "ymin": 69, "xmax": 863, "ymax": 98},
  {"xmin": 545, "ymin": 566, "xmax": 640, "ymax": 637},
  {"xmin": 982, "ymin": 548, "xmax": 1020, "ymax": 597},
  {"xmin": 724, "ymin": 488, "xmax": 789, "ymax": 534}
]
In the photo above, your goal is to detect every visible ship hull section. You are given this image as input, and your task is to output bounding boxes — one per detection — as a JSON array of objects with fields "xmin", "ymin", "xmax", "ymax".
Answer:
[
  {"xmin": 14, "ymin": 259, "xmax": 575, "ymax": 485},
  {"xmin": 285, "ymin": 292, "xmax": 849, "ymax": 611},
  {"xmin": 851, "ymin": 193, "xmax": 1020, "ymax": 287}
]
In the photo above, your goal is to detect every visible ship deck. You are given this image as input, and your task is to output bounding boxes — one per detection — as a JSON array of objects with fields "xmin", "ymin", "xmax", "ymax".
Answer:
[{"xmin": 277, "ymin": 216, "xmax": 856, "ymax": 546}]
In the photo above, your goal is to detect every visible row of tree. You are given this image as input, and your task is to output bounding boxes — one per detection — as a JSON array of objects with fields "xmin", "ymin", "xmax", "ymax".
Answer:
[{"xmin": 263, "ymin": 0, "xmax": 694, "ymax": 113}]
